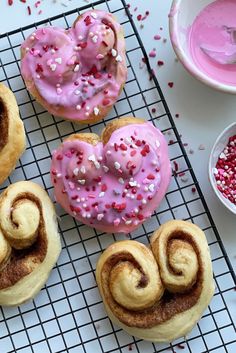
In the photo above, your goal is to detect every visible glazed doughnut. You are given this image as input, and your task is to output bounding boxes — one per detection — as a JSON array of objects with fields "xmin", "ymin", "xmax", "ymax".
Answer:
[
  {"xmin": 20, "ymin": 10, "xmax": 127, "ymax": 124},
  {"xmin": 0, "ymin": 83, "xmax": 25, "ymax": 185},
  {"xmin": 96, "ymin": 220, "xmax": 215, "ymax": 342},
  {"xmin": 50, "ymin": 117, "xmax": 171, "ymax": 233},
  {"xmin": 0, "ymin": 181, "xmax": 61, "ymax": 306}
]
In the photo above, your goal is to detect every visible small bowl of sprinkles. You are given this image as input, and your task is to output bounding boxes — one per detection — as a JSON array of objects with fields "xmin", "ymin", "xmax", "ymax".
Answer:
[{"xmin": 209, "ymin": 122, "xmax": 236, "ymax": 214}]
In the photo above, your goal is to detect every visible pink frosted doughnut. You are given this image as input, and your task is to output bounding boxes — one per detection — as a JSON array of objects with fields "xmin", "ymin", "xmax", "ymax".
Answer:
[
  {"xmin": 50, "ymin": 118, "xmax": 171, "ymax": 233},
  {"xmin": 20, "ymin": 10, "xmax": 127, "ymax": 124}
]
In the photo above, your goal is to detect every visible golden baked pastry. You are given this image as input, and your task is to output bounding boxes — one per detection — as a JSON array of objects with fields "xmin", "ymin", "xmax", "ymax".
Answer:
[
  {"xmin": 96, "ymin": 220, "xmax": 215, "ymax": 342},
  {"xmin": 0, "ymin": 83, "xmax": 25, "ymax": 185},
  {"xmin": 0, "ymin": 181, "xmax": 61, "ymax": 306}
]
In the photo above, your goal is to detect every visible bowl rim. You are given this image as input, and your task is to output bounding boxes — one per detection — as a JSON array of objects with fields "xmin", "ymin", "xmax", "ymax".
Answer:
[
  {"xmin": 209, "ymin": 122, "xmax": 236, "ymax": 215},
  {"xmin": 169, "ymin": 0, "xmax": 236, "ymax": 94}
]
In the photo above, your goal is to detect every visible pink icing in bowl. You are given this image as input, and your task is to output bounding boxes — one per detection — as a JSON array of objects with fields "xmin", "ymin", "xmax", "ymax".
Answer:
[
  {"xmin": 50, "ymin": 121, "xmax": 171, "ymax": 234},
  {"xmin": 169, "ymin": 0, "xmax": 236, "ymax": 93}
]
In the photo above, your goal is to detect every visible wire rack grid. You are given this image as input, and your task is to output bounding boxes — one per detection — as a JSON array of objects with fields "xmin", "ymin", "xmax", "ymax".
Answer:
[{"xmin": 0, "ymin": 0, "xmax": 236, "ymax": 352}]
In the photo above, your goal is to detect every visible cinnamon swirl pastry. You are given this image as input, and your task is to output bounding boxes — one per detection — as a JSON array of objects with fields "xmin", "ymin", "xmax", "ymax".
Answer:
[
  {"xmin": 0, "ymin": 83, "xmax": 25, "ymax": 185},
  {"xmin": 20, "ymin": 9, "xmax": 127, "ymax": 124},
  {"xmin": 96, "ymin": 220, "xmax": 215, "ymax": 342},
  {"xmin": 0, "ymin": 181, "xmax": 61, "ymax": 306}
]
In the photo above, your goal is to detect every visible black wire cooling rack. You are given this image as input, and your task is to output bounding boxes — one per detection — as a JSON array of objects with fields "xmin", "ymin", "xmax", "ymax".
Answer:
[{"xmin": 0, "ymin": 0, "xmax": 236, "ymax": 352}]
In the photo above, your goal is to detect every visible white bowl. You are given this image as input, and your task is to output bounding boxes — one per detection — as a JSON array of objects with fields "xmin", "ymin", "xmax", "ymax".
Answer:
[
  {"xmin": 169, "ymin": 0, "xmax": 236, "ymax": 94},
  {"xmin": 209, "ymin": 122, "xmax": 236, "ymax": 215}
]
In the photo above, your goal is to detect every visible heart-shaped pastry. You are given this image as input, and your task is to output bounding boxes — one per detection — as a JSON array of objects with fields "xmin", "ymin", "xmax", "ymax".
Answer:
[
  {"xmin": 50, "ymin": 117, "xmax": 171, "ymax": 233},
  {"xmin": 96, "ymin": 220, "xmax": 215, "ymax": 342},
  {"xmin": 20, "ymin": 10, "xmax": 127, "ymax": 124},
  {"xmin": 0, "ymin": 181, "xmax": 61, "ymax": 306},
  {"xmin": 0, "ymin": 83, "xmax": 25, "ymax": 185}
]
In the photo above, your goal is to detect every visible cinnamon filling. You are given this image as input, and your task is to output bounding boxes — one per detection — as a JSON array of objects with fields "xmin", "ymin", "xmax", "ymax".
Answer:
[
  {"xmin": 0, "ymin": 99, "xmax": 8, "ymax": 153},
  {"xmin": 0, "ymin": 193, "xmax": 48, "ymax": 290}
]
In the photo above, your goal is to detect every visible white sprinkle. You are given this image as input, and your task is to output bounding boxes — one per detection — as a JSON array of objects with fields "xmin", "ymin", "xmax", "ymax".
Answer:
[
  {"xmin": 94, "ymin": 161, "xmax": 101, "ymax": 169},
  {"xmin": 144, "ymin": 186, "xmax": 149, "ymax": 192},
  {"xmin": 85, "ymin": 112, "xmax": 89, "ymax": 117},
  {"xmin": 73, "ymin": 168, "xmax": 79, "ymax": 176},
  {"xmin": 25, "ymin": 47, "xmax": 30, "ymax": 52},
  {"xmin": 87, "ymin": 213, "xmax": 91, "ymax": 219},
  {"xmin": 94, "ymin": 107, "xmax": 100, "ymax": 116},
  {"xmin": 91, "ymin": 12, "xmax": 98, "ymax": 19},
  {"xmin": 89, "ymin": 32, "xmax": 94, "ymax": 37},
  {"xmin": 88, "ymin": 154, "xmax": 96, "ymax": 162},
  {"xmin": 50, "ymin": 64, "xmax": 57, "ymax": 72},
  {"xmin": 57, "ymin": 173, "xmax": 62, "ymax": 178},
  {"xmin": 51, "ymin": 49, "xmax": 56, "ymax": 54},
  {"xmin": 152, "ymin": 160, "xmax": 158, "ymax": 166},
  {"xmin": 57, "ymin": 87, "xmax": 62, "ymax": 95},
  {"xmin": 55, "ymin": 57, "xmax": 62, "ymax": 64},
  {"xmin": 86, "ymin": 106, "xmax": 90, "ymax": 112},
  {"xmin": 111, "ymin": 48, "xmax": 117, "ymax": 57},
  {"xmin": 36, "ymin": 75, "xmax": 41, "ymax": 79},
  {"xmin": 98, "ymin": 156, "xmax": 103, "ymax": 161},
  {"xmin": 81, "ymin": 197, "xmax": 85, "ymax": 202},
  {"xmin": 148, "ymin": 184, "xmax": 155, "ymax": 192},
  {"xmin": 78, "ymin": 179, "xmax": 86, "ymax": 185},
  {"xmin": 156, "ymin": 140, "xmax": 160, "ymax": 148},
  {"xmin": 76, "ymin": 105, "xmax": 81, "ymax": 111},
  {"xmin": 99, "ymin": 192, "xmax": 105, "ymax": 198},
  {"xmin": 97, "ymin": 213, "xmax": 104, "ymax": 221},
  {"xmin": 106, "ymin": 150, "xmax": 111, "ymax": 155},
  {"xmin": 30, "ymin": 36, "xmax": 35, "ymax": 41},
  {"xmin": 213, "ymin": 168, "xmax": 218, "ymax": 175},
  {"xmin": 129, "ymin": 180, "xmax": 137, "ymax": 187},
  {"xmin": 103, "ymin": 166, "xmax": 109, "ymax": 173},
  {"xmin": 80, "ymin": 166, "xmax": 86, "ymax": 174},
  {"xmin": 74, "ymin": 46, "xmax": 80, "ymax": 51},
  {"xmin": 125, "ymin": 220, "xmax": 132, "ymax": 225},
  {"xmin": 76, "ymin": 198, "xmax": 81, "ymax": 203},
  {"xmin": 74, "ymin": 64, "xmax": 80, "ymax": 72},
  {"xmin": 114, "ymin": 162, "xmax": 121, "ymax": 170},
  {"xmin": 142, "ymin": 199, "xmax": 147, "ymax": 205},
  {"xmin": 82, "ymin": 212, "xmax": 87, "ymax": 218},
  {"xmin": 75, "ymin": 90, "xmax": 81, "ymax": 95},
  {"xmin": 220, "ymin": 153, "xmax": 226, "ymax": 159},
  {"xmin": 92, "ymin": 35, "xmax": 98, "ymax": 43},
  {"xmin": 134, "ymin": 208, "xmax": 139, "ymax": 214},
  {"xmin": 130, "ymin": 195, "xmax": 135, "ymax": 199},
  {"xmin": 118, "ymin": 177, "xmax": 124, "ymax": 184},
  {"xmin": 78, "ymin": 35, "xmax": 83, "ymax": 40},
  {"xmin": 83, "ymin": 203, "xmax": 87, "ymax": 208},
  {"xmin": 116, "ymin": 54, "xmax": 122, "ymax": 62}
]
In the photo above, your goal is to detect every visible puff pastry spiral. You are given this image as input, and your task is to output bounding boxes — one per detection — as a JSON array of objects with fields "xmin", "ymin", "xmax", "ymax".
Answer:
[
  {"xmin": 0, "ymin": 181, "xmax": 61, "ymax": 306},
  {"xmin": 0, "ymin": 83, "xmax": 25, "ymax": 185},
  {"xmin": 96, "ymin": 220, "xmax": 215, "ymax": 342}
]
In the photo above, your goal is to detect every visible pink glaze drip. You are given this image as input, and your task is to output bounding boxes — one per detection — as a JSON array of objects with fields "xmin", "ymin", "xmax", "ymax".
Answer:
[
  {"xmin": 189, "ymin": 0, "xmax": 236, "ymax": 85},
  {"xmin": 21, "ymin": 10, "xmax": 127, "ymax": 121},
  {"xmin": 51, "ymin": 123, "xmax": 171, "ymax": 233}
]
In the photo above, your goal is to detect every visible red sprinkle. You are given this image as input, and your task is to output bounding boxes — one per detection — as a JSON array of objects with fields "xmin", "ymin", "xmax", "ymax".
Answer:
[
  {"xmin": 102, "ymin": 98, "xmax": 110, "ymax": 106},
  {"xmin": 27, "ymin": 5, "xmax": 31, "ymax": 15},
  {"xmin": 137, "ymin": 14, "xmax": 142, "ymax": 21},
  {"xmin": 157, "ymin": 60, "xmax": 164, "ymax": 66},
  {"xmin": 168, "ymin": 82, "xmax": 174, "ymax": 88},
  {"xmin": 8, "ymin": 0, "xmax": 13, "ymax": 5}
]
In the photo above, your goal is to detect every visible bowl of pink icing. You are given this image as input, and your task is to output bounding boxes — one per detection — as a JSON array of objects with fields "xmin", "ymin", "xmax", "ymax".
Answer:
[
  {"xmin": 209, "ymin": 122, "xmax": 236, "ymax": 214},
  {"xmin": 169, "ymin": 0, "xmax": 236, "ymax": 93}
]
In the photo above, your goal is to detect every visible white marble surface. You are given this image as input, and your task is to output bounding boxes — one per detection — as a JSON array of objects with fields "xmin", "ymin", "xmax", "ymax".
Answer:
[{"xmin": 0, "ymin": 0, "xmax": 235, "ymax": 273}]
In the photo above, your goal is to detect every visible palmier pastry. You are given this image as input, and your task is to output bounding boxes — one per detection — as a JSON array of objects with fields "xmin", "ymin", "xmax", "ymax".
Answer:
[
  {"xmin": 0, "ymin": 181, "xmax": 61, "ymax": 306},
  {"xmin": 0, "ymin": 83, "xmax": 25, "ymax": 185},
  {"xmin": 50, "ymin": 117, "xmax": 171, "ymax": 233},
  {"xmin": 20, "ymin": 10, "xmax": 127, "ymax": 124},
  {"xmin": 96, "ymin": 220, "xmax": 215, "ymax": 342}
]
